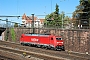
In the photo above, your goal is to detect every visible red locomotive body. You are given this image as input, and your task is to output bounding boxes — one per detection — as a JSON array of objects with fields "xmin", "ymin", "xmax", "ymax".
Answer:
[{"xmin": 20, "ymin": 34, "xmax": 64, "ymax": 50}]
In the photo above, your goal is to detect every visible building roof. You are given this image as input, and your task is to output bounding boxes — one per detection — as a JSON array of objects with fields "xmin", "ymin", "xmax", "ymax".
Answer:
[
  {"xmin": 22, "ymin": 13, "xmax": 38, "ymax": 20},
  {"xmin": 22, "ymin": 13, "xmax": 45, "ymax": 24},
  {"xmin": 22, "ymin": 13, "xmax": 27, "ymax": 20},
  {"xmin": 39, "ymin": 18, "xmax": 45, "ymax": 24}
]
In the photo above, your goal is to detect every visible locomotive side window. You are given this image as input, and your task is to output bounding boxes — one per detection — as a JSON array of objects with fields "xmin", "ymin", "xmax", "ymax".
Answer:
[
  {"xmin": 56, "ymin": 38, "xmax": 62, "ymax": 40},
  {"xmin": 51, "ymin": 38, "xmax": 53, "ymax": 40}
]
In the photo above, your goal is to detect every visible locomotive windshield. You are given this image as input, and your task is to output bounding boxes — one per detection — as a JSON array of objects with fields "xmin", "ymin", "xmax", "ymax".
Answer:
[{"xmin": 56, "ymin": 38, "xmax": 62, "ymax": 40}]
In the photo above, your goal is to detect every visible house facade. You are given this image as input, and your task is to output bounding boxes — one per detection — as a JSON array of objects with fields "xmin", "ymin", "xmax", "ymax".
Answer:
[{"xmin": 22, "ymin": 13, "xmax": 45, "ymax": 28}]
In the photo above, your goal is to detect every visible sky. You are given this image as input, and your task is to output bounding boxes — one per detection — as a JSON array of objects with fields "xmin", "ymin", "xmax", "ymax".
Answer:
[{"xmin": 0, "ymin": 0, "xmax": 80, "ymax": 23}]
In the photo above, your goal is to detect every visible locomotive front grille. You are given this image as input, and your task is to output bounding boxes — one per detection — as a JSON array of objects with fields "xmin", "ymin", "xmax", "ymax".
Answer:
[{"xmin": 56, "ymin": 45, "xmax": 64, "ymax": 49}]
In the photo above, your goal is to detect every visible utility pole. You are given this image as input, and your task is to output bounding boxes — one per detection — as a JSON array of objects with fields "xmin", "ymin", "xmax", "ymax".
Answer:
[
  {"xmin": 0, "ymin": 16, "xmax": 20, "ymax": 41},
  {"xmin": 32, "ymin": 14, "xmax": 35, "ymax": 34},
  {"xmin": 6, "ymin": 18, "xmax": 9, "ymax": 41},
  {"xmin": 62, "ymin": 14, "xmax": 63, "ymax": 28},
  {"xmin": 6, "ymin": 18, "xmax": 8, "ymax": 28}
]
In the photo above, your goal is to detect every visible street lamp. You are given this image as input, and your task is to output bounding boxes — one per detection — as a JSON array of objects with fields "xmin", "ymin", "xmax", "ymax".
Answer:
[{"xmin": 31, "ymin": 14, "xmax": 35, "ymax": 33}]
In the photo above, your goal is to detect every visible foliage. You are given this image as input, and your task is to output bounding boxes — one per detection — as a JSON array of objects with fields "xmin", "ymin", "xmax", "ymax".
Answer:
[
  {"xmin": 5, "ymin": 31, "xmax": 9, "ymax": 41},
  {"xmin": 73, "ymin": 0, "xmax": 90, "ymax": 28},
  {"xmin": 10, "ymin": 28, "xmax": 16, "ymax": 42},
  {"xmin": 45, "ymin": 4, "xmax": 70, "ymax": 28},
  {"xmin": 14, "ymin": 23, "xmax": 18, "ymax": 27}
]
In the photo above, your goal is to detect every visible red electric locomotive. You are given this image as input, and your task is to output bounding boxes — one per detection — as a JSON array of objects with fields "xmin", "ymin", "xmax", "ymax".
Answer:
[{"xmin": 20, "ymin": 34, "xmax": 65, "ymax": 50}]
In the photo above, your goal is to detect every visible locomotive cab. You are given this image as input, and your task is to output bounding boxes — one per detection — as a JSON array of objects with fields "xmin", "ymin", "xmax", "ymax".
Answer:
[{"xmin": 55, "ymin": 37, "xmax": 64, "ymax": 50}]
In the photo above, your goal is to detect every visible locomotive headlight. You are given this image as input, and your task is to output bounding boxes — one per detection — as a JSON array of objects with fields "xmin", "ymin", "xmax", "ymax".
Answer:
[
  {"xmin": 57, "ymin": 42, "xmax": 63, "ymax": 46},
  {"xmin": 61, "ymin": 42, "xmax": 63, "ymax": 44}
]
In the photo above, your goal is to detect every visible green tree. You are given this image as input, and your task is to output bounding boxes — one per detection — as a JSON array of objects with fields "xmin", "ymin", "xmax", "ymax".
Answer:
[
  {"xmin": 63, "ymin": 16, "xmax": 70, "ymax": 28},
  {"xmin": 45, "ymin": 4, "xmax": 62, "ymax": 28},
  {"xmin": 14, "ymin": 23, "xmax": 18, "ymax": 27},
  {"xmin": 10, "ymin": 28, "xmax": 16, "ymax": 42},
  {"xmin": 73, "ymin": 0, "xmax": 90, "ymax": 29},
  {"xmin": 60, "ymin": 11, "xmax": 65, "ymax": 28},
  {"xmin": 45, "ymin": 4, "xmax": 70, "ymax": 28}
]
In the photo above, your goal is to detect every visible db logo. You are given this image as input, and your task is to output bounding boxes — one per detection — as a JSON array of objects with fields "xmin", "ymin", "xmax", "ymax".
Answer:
[{"xmin": 31, "ymin": 38, "xmax": 39, "ymax": 42}]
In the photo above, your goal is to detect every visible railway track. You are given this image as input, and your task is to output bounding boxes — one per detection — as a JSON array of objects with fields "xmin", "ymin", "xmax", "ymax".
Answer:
[
  {"xmin": 0, "ymin": 45, "xmax": 65, "ymax": 60},
  {"xmin": 0, "ymin": 40, "xmax": 90, "ymax": 60},
  {"xmin": 0, "ymin": 50, "xmax": 28, "ymax": 60},
  {"xmin": 0, "ymin": 55, "xmax": 14, "ymax": 60}
]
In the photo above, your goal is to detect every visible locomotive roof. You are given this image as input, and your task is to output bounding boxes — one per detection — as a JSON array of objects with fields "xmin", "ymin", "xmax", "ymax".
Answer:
[{"xmin": 24, "ymin": 34, "xmax": 50, "ymax": 36}]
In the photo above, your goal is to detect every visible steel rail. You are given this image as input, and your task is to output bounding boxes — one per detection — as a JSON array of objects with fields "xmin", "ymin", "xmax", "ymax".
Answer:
[
  {"xmin": 0, "ymin": 46, "xmax": 65, "ymax": 60},
  {"xmin": 0, "ymin": 40, "xmax": 90, "ymax": 60}
]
